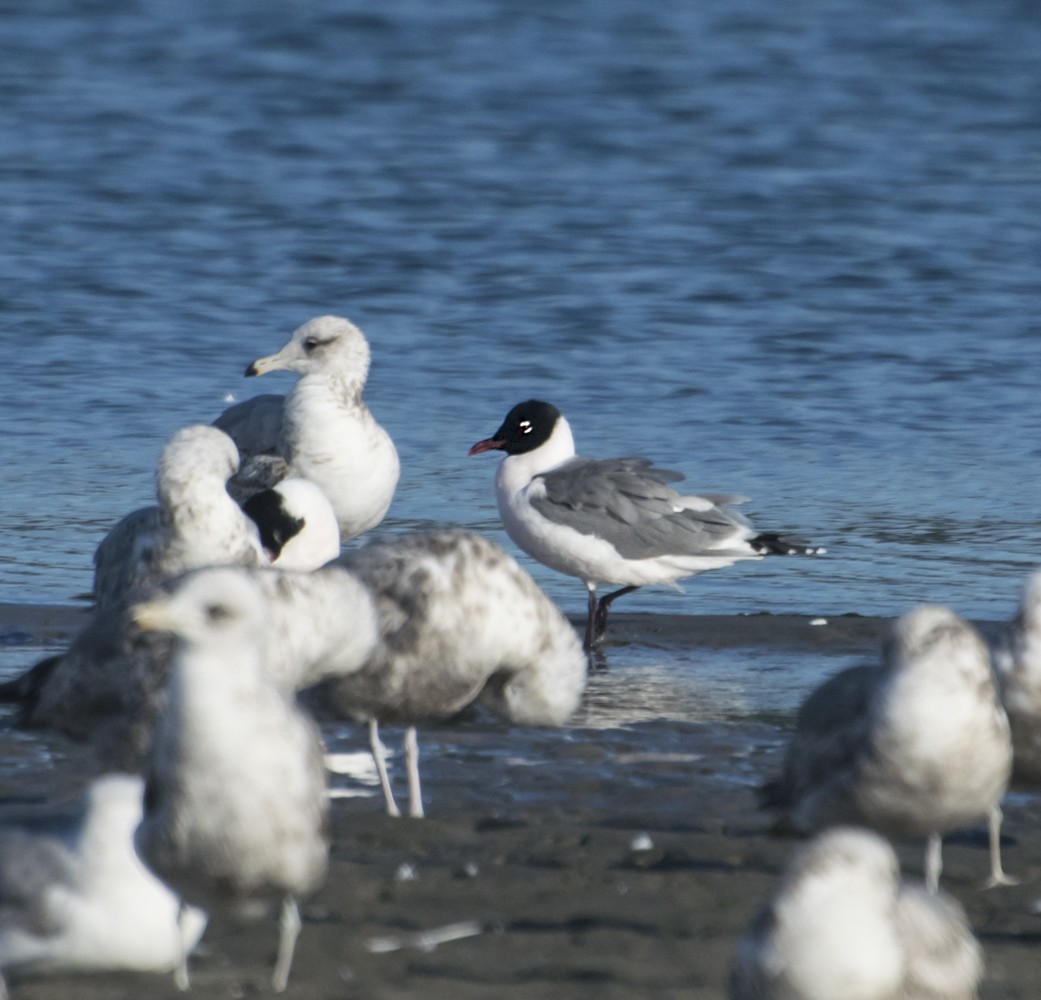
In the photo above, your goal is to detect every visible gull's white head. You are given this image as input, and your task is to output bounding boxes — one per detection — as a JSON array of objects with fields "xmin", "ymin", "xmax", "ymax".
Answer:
[
  {"xmin": 131, "ymin": 567, "xmax": 267, "ymax": 654},
  {"xmin": 156, "ymin": 425, "xmax": 240, "ymax": 497},
  {"xmin": 246, "ymin": 315, "xmax": 371, "ymax": 386},
  {"xmin": 883, "ymin": 604, "xmax": 989, "ymax": 682},
  {"xmin": 767, "ymin": 828, "xmax": 904, "ymax": 1000},
  {"xmin": 266, "ymin": 478, "xmax": 341, "ymax": 570},
  {"xmin": 784, "ymin": 827, "xmax": 899, "ymax": 891}
]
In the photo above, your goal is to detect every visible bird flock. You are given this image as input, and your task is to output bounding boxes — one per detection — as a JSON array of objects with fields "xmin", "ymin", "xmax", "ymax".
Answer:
[{"xmin": 0, "ymin": 313, "xmax": 1037, "ymax": 999}]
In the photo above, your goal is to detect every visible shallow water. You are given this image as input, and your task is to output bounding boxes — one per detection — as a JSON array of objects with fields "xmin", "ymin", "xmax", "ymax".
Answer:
[
  {"xmin": 0, "ymin": 609, "xmax": 875, "ymax": 799},
  {"xmin": 2, "ymin": 0, "xmax": 1039, "ymax": 629}
]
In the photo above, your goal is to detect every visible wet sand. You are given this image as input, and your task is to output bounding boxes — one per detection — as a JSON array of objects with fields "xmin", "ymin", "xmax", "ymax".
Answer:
[{"xmin": 0, "ymin": 605, "xmax": 1039, "ymax": 999}]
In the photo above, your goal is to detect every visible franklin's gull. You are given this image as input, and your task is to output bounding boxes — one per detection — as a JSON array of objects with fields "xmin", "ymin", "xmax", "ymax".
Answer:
[{"xmin": 469, "ymin": 399, "xmax": 822, "ymax": 649}]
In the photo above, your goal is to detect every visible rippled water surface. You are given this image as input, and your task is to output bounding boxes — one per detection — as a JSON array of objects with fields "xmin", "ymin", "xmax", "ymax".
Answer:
[{"xmin": 2, "ymin": 0, "xmax": 1039, "ymax": 627}]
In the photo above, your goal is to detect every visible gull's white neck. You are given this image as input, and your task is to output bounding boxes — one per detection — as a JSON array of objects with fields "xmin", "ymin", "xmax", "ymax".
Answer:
[{"xmin": 299, "ymin": 356, "xmax": 369, "ymax": 404}]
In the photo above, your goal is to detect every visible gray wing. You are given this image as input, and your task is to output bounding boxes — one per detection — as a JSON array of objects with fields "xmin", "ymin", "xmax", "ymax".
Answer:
[
  {"xmin": 92, "ymin": 507, "xmax": 163, "ymax": 610},
  {"xmin": 760, "ymin": 663, "xmax": 878, "ymax": 820},
  {"xmin": 214, "ymin": 395, "xmax": 291, "ymax": 503},
  {"xmin": 213, "ymin": 393, "xmax": 285, "ymax": 458},
  {"xmin": 19, "ymin": 601, "xmax": 176, "ymax": 770},
  {"xmin": 225, "ymin": 454, "xmax": 290, "ymax": 505},
  {"xmin": 531, "ymin": 456, "xmax": 753, "ymax": 560}
]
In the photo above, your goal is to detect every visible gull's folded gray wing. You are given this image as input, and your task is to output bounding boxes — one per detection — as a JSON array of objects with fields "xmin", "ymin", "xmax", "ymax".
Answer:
[{"xmin": 530, "ymin": 457, "xmax": 755, "ymax": 560}]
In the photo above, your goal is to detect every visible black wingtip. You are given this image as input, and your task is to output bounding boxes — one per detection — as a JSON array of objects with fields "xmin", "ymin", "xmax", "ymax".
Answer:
[{"xmin": 751, "ymin": 533, "xmax": 826, "ymax": 556}]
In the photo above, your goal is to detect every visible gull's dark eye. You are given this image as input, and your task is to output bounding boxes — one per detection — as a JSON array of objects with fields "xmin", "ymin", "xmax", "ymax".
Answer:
[
  {"xmin": 519, "ymin": 420, "xmax": 532, "ymax": 434},
  {"xmin": 303, "ymin": 337, "xmax": 319, "ymax": 352},
  {"xmin": 205, "ymin": 603, "xmax": 231, "ymax": 623}
]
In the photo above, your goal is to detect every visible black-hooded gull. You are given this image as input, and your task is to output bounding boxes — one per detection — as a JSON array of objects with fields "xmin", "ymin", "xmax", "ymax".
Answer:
[
  {"xmin": 243, "ymin": 477, "xmax": 341, "ymax": 570},
  {"xmin": 469, "ymin": 399, "xmax": 823, "ymax": 649},
  {"xmin": 0, "ymin": 774, "xmax": 207, "ymax": 990},
  {"xmin": 131, "ymin": 570, "xmax": 330, "ymax": 992},
  {"xmin": 307, "ymin": 529, "xmax": 587, "ymax": 818},
  {"xmin": 92, "ymin": 425, "xmax": 265, "ymax": 611},
  {"xmin": 992, "ymin": 569, "xmax": 1041, "ymax": 784},
  {"xmin": 0, "ymin": 563, "xmax": 378, "ymax": 771},
  {"xmin": 762, "ymin": 605, "xmax": 1013, "ymax": 893},
  {"xmin": 729, "ymin": 827, "xmax": 983, "ymax": 1000},
  {"xmin": 215, "ymin": 315, "xmax": 400, "ymax": 542}
]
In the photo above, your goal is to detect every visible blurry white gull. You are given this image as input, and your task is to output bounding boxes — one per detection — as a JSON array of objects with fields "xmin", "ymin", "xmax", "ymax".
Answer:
[
  {"xmin": 0, "ymin": 563, "xmax": 378, "ymax": 770},
  {"xmin": 92, "ymin": 425, "xmax": 265, "ymax": 611},
  {"xmin": 307, "ymin": 529, "xmax": 587, "ymax": 818},
  {"xmin": 993, "ymin": 569, "xmax": 1041, "ymax": 783},
  {"xmin": 729, "ymin": 827, "xmax": 983, "ymax": 1000},
  {"xmin": 0, "ymin": 774, "xmax": 207, "ymax": 991},
  {"xmin": 132, "ymin": 569, "xmax": 329, "ymax": 993},
  {"xmin": 469, "ymin": 399, "xmax": 822, "ymax": 650},
  {"xmin": 762, "ymin": 605, "xmax": 1013, "ymax": 893},
  {"xmin": 215, "ymin": 315, "xmax": 400, "ymax": 541}
]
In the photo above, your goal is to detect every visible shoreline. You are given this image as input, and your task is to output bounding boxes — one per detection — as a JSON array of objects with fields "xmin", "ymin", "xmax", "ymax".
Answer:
[
  {"xmin": 0, "ymin": 604, "xmax": 1036, "ymax": 999},
  {"xmin": 0, "ymin": 602, "xmax": 896, "ymax": 650},
  {"xmin": 1, "ymin": 721, "xmax": 1039, "ymax": 1000}
]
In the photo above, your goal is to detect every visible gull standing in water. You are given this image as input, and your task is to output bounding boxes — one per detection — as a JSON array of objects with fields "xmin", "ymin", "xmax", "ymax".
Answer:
[
  {"xmin": 92, "ymin": 425, "xmax": 265, "ymax": 611},
  {"xmin": 132, "ymin": 570, "xmax": 329, "ymax": 992},
  {"xmin": 0, "ymin": 774, "xmax": 207, "ymax": 992},
  {"xmin": 215, "ymin": 315, "xmax": 400, "ymax": 541},
  {"xmin": 469, "ymin": 399, "xmax": 822, "ymax": 649},
  {"xmin": 729, "ymin": 827, "xmax": 983, "ymax": 1000},
  {"xmin": 993, "ymin": 569, "xmax": 1041, "ymax": 783},
  {"xmin": 762, "ymin": 605, "xmax": 1014, "ymax": 893},
  {"xmin": 308, "ymin": 529, "xmax": 587, "ymax": 818}
]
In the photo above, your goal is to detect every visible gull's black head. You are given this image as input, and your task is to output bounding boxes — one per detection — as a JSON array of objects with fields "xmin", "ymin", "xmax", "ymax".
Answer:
[
  {"xmin": 468, "ymin": 400, "xmax": 561, "ymax": 457},
  {"xmin": 242, "ymin": 488, "xmax": 305, "ymax": 560}
]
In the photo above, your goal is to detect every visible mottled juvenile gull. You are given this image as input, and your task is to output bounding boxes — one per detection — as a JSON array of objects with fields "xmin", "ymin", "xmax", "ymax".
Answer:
[
  {"xmin": 0, "ymin": 774, "xmax": 206, "ymax": 990},
  {"xmin": 92, "ymin": 424, "xmax": 265, "ymax": 611},
  {"xmin": 729, "ymin": 827, "xmax": 983, "ymax": 1000},
  {"xmin": 307, "ymin": 529, "xmax": 587, "ymax": 818},
  {"xmin": 762, "ymin": 605, "xmax": 1013, "ymax": 892},
  {"xmin": 132, "ymin": 569, "xmax": 329, "ymax": 992},
  {"xmin": 993, "ymin": 569, "xmax": 1041, "ymax": 783},
  {"xmin": 1, "ymin": 563, "xmax": 378, "ymax": 770},
  {"xmin": 215, "ymin": 315, "xmax": 400, "ymax": 541},
  {"xmin": 469, "ymin": 399, "xmax": 822, "ymax": 649}
]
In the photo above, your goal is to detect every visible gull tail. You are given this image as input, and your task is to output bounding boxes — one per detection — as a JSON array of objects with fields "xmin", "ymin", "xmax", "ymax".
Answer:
[{"xmin": 0, "ymin": 654, "xmax": 60, "ymax": 721}]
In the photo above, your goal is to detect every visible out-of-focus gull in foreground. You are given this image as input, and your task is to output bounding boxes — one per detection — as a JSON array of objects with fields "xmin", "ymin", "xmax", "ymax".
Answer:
[
  {"xmin": 132, "ymin": 569, "xmax": 330, "ymax": 992},
  {"xmin": 762, "ymin": 604, "xmax": 1013, "ymax": 892}
]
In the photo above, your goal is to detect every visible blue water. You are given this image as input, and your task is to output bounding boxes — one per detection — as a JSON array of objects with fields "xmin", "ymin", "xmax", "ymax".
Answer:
[{"xmin": 2, "ymin": 0, "xmax": 1039, "ymax": 625}]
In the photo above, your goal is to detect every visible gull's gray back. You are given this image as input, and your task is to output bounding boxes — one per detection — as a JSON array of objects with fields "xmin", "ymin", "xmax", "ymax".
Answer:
[{"xmin": 214, "ymin": 393, "xmax": 285, "ymax": 457}]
